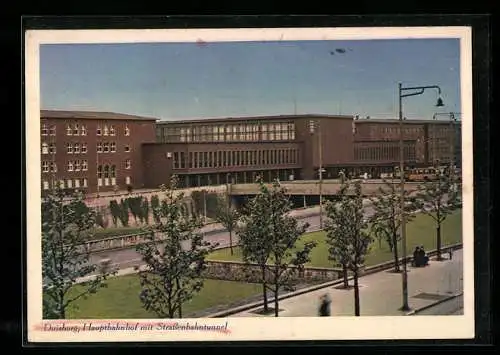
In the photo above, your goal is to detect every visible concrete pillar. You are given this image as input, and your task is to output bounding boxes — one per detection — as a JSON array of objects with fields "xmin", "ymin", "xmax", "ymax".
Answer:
[{"xmin": 303, "ymin": 195, "xmax": 307, "ymax": 209}]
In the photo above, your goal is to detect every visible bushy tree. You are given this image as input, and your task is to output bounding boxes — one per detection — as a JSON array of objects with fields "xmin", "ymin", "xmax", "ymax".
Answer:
[
  {"xmin": 412, "ymin": 170, "xmax": 461, "ymax": 260},
  {"xmin": 118, "ymin": 199, "xmax": 129, "ymax": 227},
  {"xmin": 238, "ymin": 177, "xmax": 315, "ymax": 316},
  {"xmin": 369, "ymin": 179, "xmax": 416, "ymax": 272},
  {"xmin": 42, "ymin": 187, "xmax": 113, "ymax": 319},
  {"xmin": 136, "ymin": 175, "xmax": 218, "ymax": 318},
  {"xmin": 141, "ymin": 197, "xmax": 150, "ymax": 225},
  {"xmin": 214, "ymin": 194, "xmax": 239, "ymax": 255},
  {"xmin": 324, "ymin": 180, "xmax": 373, "ymax": 316},
  {"xmin": 109, "ymin": 200, "xmax": 120, "ymax": 227},
  {"xmin": 150, "ymin": 195, "xmax": 161, "ymax": 224}
]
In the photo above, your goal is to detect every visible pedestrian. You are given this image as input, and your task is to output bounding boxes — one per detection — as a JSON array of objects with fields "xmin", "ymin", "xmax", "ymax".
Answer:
[{"xmin": 318, "ymin": 294, "xmax": 331, "ymax": 316}]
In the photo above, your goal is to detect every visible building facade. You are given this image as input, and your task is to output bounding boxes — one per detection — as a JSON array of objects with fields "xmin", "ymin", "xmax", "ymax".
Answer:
[
  {"xmin": 39, "ymin": 110, "xmax": 461, "ymax": 194},
  {"xmin": 40, "ymin": 110, "xmax": 157, "ymax": 195},
  {"xmin": 152, "ymin": 114, "xmax": 461, "ymax": 188}
]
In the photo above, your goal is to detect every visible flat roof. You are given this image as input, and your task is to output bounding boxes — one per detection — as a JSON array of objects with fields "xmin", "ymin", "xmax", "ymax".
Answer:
[
  {"xmin": 156, "ymin": 114, "xmax": 354, "ymax": 125},
  {"xmin": 40, "ymin": 109, "xmax": 158, "ymax": 121},
  {"xmin": 354, "ymin": 118, "xmax": 460, "ymax": 125}
]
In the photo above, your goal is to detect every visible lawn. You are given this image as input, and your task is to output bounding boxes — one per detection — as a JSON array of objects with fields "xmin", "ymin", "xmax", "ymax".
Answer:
[
  {"xmin": 66, "ymin": 277, "xmax": 261, "ymax": 319},
  {"xmin": 207, "ymin": 209, "xmax": 462, "ymax": 268}
]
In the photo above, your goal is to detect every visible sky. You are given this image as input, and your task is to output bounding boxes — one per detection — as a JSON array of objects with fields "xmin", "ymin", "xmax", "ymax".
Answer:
[{"xmin": 40, "ymin": 38, "xmax": 461, "ymax": 121}]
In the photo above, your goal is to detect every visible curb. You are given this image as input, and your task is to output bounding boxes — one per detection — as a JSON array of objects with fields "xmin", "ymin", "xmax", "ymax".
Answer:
[
  {"xmin": 405, "ymin": 291, "xmax": 463, "ymax": 316},
  {"xmin": 206, "ymin": 243, "xmax": 463, "ymax": 318}
]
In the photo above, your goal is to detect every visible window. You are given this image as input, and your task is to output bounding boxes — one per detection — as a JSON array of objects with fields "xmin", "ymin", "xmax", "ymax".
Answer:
[
  {"xmin": 125, "ymin": 176, "xmax": 131, "ymax": 185},
  {"xmin": 74, "ymin": 143, "xmax": 80, "ymax": 154},
  {"xmin": 110, "ymin": 142, "xmax": 116, "ymax": 153},
  {"xmin": 80, "ymin": 125, "xmax": 87, "ymax": 136},
  {"xmin": 51, "ymin": 162, "xmax": 57, "ymax": 172},
  {"xmin": 82, "ymin": 160, "xmax": 88, "ymax": 171},
  {"xmin": 66, "ymin": 179, "xmax": 72, "ymax": 188},
  {"xmin": 41, "ymin": 143, "xmax": 49, "ymax": 154},
  {"xmin": 74, "ymin": 160, "xmax": 81, "ymax": 171},
  {"xmin": 96, "ymin": 125, "xmax": 102, "ymax": 135},
  {"xmin": 111, "ymin": 165, "xmax": 116, "ymax": 178},
  {"xmin": 67, "ymin": 161, "xmax": 74, "ymax": 171},
  {"xmin": 73, "ymin": 124, "xmax": 79, "ymax": 135},
  {"xmin": 124, "ymin": 145, "xmax": 130, "ymax": 152},
  {"xmin": 97, "ymin": 142, "xmax": 103, "ymax": 153},
  {"xmin": 103, "ymin": 142, "xmax": 109, "ymax": 153},
  {"xmin": 66, "ymin": 124, "xmax": 72, "ymax": 136},
  {"xmin": 83, "ymin": 178, "xmax": 88, "ymax": 187},
  {"xmin": 66, "ymin": 143, "xmax": 73, "ymax": 154},
  {"xmin": 125, "ymin": 159, "xmax": 131, "ymax": 169},
  {"xmin": 81, "ymin": 143, "xmax": 87, "ymax": 154},
  {"xmin": 59, "ymin": 180, "xmax": 65, "ymax": 189},
  {"xmin": 110, "ymin": 125, "xmax": 116, "ymax": 136},
  {"xmin": 49, "ymin": 143, "xmax": 56, "ymax": 154},
  {"xmin": 42, "ymin": 181, "xmax": 49, "ymax": 190},
  {"xmin": 42, "ymin": 161, "xmax": 49, "ymax": 173},
  {"xmin": 125, "ymin": 124, "xmax": 130, "ymax": 136},
  {"xmin": 41, "ymin": 124, "xmax": 48, "ymax": 136},
  {"xmin": 74, "ymin": 179, "xmax": 80, "ymax": 188},
  {"xmin": 103, "ymin": 125, "xmax": 109, "ymax": 136},
  {"xmin": 49, "ymin": 125, "xmax": 56, "ymax": 136}
]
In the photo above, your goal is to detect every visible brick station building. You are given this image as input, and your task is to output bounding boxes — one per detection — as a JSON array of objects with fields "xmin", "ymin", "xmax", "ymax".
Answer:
[
  {"xmin": 40, "ymin": 110, "xmax": 156, "ymax": 195},
  {"xmin": 39, "ymin": 110, "xmax": 461, "ymax": 193}
]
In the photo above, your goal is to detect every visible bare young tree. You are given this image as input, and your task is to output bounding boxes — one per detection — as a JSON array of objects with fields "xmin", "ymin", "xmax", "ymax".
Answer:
[
  {"xmin": 237, "ymin": 178, "xmax": 315, "ymax": 316},
  {"xmin": 324, "ymin": 180, "xmax": 373, "ymax": 316},
  {"xmin": 42, "ymin": 187, "xmax": 113, "ymax": 319},
  {"xmin": 136, "ymin": 175, "xmax": 217, "ymax": 318},
  {"xmin": 214, "ymin": 193, "xmax": 239, "ymax": 255}
]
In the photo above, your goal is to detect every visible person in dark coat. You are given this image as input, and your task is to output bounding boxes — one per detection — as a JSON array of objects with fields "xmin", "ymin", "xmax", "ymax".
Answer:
[
  {"xmin": 419, "ymin": 245, "xmax": 429, "ymax": 266},
  {"xmin": 413, "ymin": 246, "xmax": 421, "ymax": 267},
  {"xmin": 318, "ymin": 294, "xmax": 332, "ymax": 316}
]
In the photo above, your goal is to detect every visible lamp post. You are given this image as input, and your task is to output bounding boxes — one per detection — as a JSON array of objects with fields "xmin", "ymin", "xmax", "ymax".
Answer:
[
  {"xmin": 398, "ymin": 83, "xmax": 444, "ymax": 311},
  {"xmin": 308, "ymin": 120, "xmax": 324, "ymax": 229}
]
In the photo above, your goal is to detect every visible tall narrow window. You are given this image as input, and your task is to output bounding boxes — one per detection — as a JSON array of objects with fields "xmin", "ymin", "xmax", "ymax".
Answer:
[
  {"xmin": 41, "ymin": 143, "xmax": 49, "ymax": 154},
  {"xmin": 110, "ymin": 125, "xmax": 116, "ymax": 136},
  {"xmin": 49, "ymin": 143, "xmax": 56, "ymax": 154},
  {"xmin": 125, "ymin": 124, "xmax": 130, "ymax": 136},
  {"xmin": 73, "ymin": 124, "xmax": 79, "ymax": 135},
  {"xmin": 42, "ymin": 161, "xmax": 49, "ymax": 172},
  {"xmin": 41, "ymin": 124, "xmax": 48, "ymax": 136},
  {"xmin": 82, "ymin": 160, "xmax": 88, "ymax": 171},
  {"xmin": 74, "ymin": 143, "xmax": 80, "ymax": 154},
  {"xmin": 125, "ymin": 159, "xmax": 131, "ymax": 169},
  {"xmin": 103, "ymin": 142, "xmax": 109, "ymax": 153},
  {"xmin": 80, "ymin": 125, "xmax": 87, "ymax": 136},
  {"xmin": 67, "ymin": 161, "xmax": 74, "ymax": 172},
  {"xmin": 49, "ymin": 125, "xmax": 56, "ymax": 136},
  {"xmin": 66, "ymin": 124, "xmax": 72, "ymax": 136},
  {"xmin": 74, "ymin": 160, "xmax": 81, "ymax": 171},
  {"xmin": 97, "ymin": 142, "xmax": 103, "ymax": 153},
  {"xmin": 103, "ymin": 125, "xmax": 109, "ymax": 136},
  {"xmin": 96, "ymin": 125, "xmax": 102, "ymax": 135},
  {"xmin": 66, "ymin": 143, "xmax": 73, "ymax": 154},
  {"xmin": 81, "ymin": 143, "xmax": 87, "ymax": 154},
  {"xmin": 110, "ymin": 142, "xmax": 116, "ymax": 153}
]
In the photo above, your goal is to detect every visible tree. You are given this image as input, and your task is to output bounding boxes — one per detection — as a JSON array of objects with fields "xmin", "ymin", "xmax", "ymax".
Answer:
[
  {"xmin": 412, "ymin": 169, "xmax": 461, "ymax": 260},
  {"xmin": 237, "ymin": 177, "xmax": 315, "ymax": 316},
  {"xmin": 150, "ymin": 195, "xmax": 161, "ymax": 224},
  {"xmin": 109, "ymin": 200, "xmax": 120, "ymax": 227},
  {"xmin": 136, "ymin": 175, "xmax": 218, "ymax": 318},
  {"xmin": 369, "ymin": 179, "xmax": 416, "ymax": 272},
  {"xmin": 118, "ymin": 199, "xmax": 129, "ymax": 227},
  {"xmin": 42, "ymin": 187, "xmax": 114, "ymax": 319},
  {"xmin": 141, "ymin": 197, "xmax": 150, "ymax": 225},
  {"xmin": 214, "ymin": 194, "xmax": 239, "ymax": 255},
  {"xmin": 324, "ymin": 180, "xmax": 373, "ymax": 316}
]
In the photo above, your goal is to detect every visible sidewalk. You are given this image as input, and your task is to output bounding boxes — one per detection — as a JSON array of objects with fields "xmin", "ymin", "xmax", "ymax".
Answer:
[{"xmin": 228, "ymin": 248, "xmax": 464, "ymax": 317}]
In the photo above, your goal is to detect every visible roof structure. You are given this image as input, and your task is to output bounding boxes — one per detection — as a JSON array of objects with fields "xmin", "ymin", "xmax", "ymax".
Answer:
[{"xmin": 40, "ymin": 110, "xmax": 158, "ymax": 121}]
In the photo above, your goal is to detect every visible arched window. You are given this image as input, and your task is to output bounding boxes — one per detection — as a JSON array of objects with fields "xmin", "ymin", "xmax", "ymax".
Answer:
[{"xmin": 104, "ymin": 125, "xmax": 109, "ymax": 136}]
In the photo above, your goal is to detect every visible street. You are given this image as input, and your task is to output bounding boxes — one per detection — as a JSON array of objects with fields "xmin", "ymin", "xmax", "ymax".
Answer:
[{"xmin": 89, "ymin": 204, "xmax": 376, "ymax": 270}]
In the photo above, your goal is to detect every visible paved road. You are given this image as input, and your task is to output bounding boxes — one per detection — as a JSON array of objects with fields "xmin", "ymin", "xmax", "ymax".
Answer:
[
  {"xmin": 416, "ymin": 294, "xmax": 464, "ymax": 315},
  {"xmin": 227, "ymin": 248, "xmax": 464, "ymax": 317},
  {"xmin": 89, "ymin": 204, "xmax": 376, "ymax": 271}
]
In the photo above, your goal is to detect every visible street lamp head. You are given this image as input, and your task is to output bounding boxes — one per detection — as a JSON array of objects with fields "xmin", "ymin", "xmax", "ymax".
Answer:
[{"xmin": 436, "ymin": 97, "xmax": 444, "ymax": 107}]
